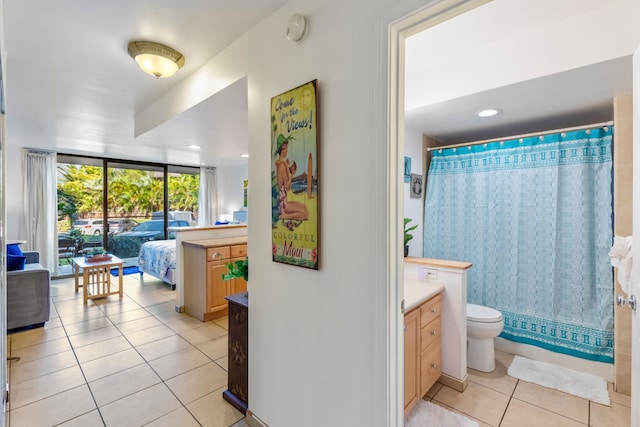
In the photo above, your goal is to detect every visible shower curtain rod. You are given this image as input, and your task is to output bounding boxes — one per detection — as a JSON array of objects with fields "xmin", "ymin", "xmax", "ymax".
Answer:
[{"xmin": 426, "ymin": 120, "xmax": 614, "ymax": 152}]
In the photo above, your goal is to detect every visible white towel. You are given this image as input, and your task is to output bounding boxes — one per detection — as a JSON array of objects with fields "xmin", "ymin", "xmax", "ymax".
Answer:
[{"xmin": 609, "ymin": 235, "xmax": 632, "ymax": 296}]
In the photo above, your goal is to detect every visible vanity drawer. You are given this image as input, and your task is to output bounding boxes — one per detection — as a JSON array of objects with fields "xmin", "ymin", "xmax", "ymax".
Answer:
[
  {"xmin": 231, "ymin": 244, "xmax": 247, "ymax": 258},
  {"xmin": 207, "ymin": 247, "xmax": 231, "ymax": 262},
  {"xmin": 420, "ymin": 316, "xmax": 441, "ymax": 352},
  {"xmin": 420, "ymin": 340, "xmax": 442, "ymax": 395},
  {"xmin": 420, "ymin": 294, "xmax": 442, "ymax": 327}
]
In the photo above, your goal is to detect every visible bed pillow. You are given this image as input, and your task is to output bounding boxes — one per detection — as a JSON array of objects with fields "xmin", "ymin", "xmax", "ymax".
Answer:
[
  {"xmin": 7, "ymin": 254, "xmax": 26, "ymax": 271},
  {"xmin": 7, "ymin": 243, "xmax": 23, "ymax": 257}
]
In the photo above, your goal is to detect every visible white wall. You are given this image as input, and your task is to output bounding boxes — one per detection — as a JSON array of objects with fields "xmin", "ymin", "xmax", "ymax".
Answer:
[
  {"xmin": 244, "ymin": 1, "xmax": 640, "ymax": 425},
  {"xmin": 403, "ymin": 126, "xmax": 423, "ymax": 257},
  {"xmin": 246, "ymin": 0, "xmax": 397, "ymax": 424},
  {"xmin": 217, "ymin": 164, "xmax": 248, "ymax": 219}
]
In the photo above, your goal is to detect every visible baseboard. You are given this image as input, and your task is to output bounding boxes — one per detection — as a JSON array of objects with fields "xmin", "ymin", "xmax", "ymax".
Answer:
[
  {"xmin": 438, "ymin": 372, "xmax": 468, "ymax": 392},
  {"xmin": 246, "ymin": 409, "xmax": 269, "ymax": 427}
]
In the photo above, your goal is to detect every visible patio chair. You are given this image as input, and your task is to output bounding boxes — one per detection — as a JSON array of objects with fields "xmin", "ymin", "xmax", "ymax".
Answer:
[{"xmin": 58, "ymin": 237, "xmax": 77, "ymax": 264}]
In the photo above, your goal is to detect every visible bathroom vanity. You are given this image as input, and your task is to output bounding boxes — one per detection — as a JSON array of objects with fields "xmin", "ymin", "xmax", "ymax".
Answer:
[
  {"xmin": 404, "ymin": 257, "xmax": 472, "ymax": 396},
  {"xmin": 404, "ymin": 281, "xmax": 443, "ymax": 416}
]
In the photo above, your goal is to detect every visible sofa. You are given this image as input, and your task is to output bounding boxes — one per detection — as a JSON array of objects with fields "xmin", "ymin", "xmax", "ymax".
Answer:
[{"xmin": 6, "ymin": 251, "xmax": 50, "ymax": 331}]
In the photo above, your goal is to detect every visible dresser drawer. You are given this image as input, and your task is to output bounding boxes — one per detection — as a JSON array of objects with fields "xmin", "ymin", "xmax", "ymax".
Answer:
[
  {"xmin": 420, "ymin": 340, "xmax": 442, "ymax": 395},
  {"xmin": 420, "ymin": 294, "xmax": 442, "ymax": 327},
  {"xmin": 420, "ymin": 316, "xmax": 441, "ymax": 352},
  {"xmin": 231, "ymin": 244, "xmax": 247, "ymax": 258},
  {"xmin": 207, "ymin": 246, "xmax": 231, "ymax": 262}
]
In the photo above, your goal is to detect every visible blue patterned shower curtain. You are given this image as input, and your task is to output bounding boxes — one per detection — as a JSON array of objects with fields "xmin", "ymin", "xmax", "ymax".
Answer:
[{"xmin": 424, "ymin": 127, "xmax": 614, "ymax": 363}]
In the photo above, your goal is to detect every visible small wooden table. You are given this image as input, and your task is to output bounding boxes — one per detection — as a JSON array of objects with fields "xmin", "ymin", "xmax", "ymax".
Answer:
[{"xmin": 72, "ymin": 255, "xmax": 124, "ymax": 304}]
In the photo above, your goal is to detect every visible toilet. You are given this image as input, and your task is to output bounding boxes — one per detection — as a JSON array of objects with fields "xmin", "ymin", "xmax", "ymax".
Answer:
[{"xmin": 466, "ymin": 304, "xmax": 504, "ymax": 372}]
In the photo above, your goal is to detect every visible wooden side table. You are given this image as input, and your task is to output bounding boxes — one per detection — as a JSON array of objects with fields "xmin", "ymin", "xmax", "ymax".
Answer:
[
  {"xmin": 223, "ymin": 291, "xmax": 248, "ymax": 414},
  {"xmin": 72, "ymin": 255, "xmax": 124, "ymax": 304}
]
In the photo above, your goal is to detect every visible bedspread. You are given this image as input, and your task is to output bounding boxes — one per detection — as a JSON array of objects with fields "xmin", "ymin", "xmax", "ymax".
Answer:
[{"xmin": 138, "ymin": 240, "xmax": 176, "ymax": 279}]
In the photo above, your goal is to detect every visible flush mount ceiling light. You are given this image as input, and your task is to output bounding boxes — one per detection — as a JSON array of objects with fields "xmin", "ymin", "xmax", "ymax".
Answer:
[
  {"xmin": 127, "ymin": 41, "xmax": 185, "ymax": 78},
  {"xmin": 240, "ymin": 153, "xmax": 249, "ymax": 158},
  {"xmin": 187, "ymin": 144, "xmax": 201, "ymax": 150},
  {"xmin": 477, "ymin": 108, "xmax": 502, "ymax": 118}
]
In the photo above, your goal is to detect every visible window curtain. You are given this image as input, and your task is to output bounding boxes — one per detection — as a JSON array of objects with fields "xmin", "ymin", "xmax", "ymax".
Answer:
[
  {"xmin": 23, "ymin": 150, "xmax": 58, "ymax": 272},
  {"xmin": 423, "ymin": 127, "xmax": 614, "ymax": 362},
  {"xmin": 198, "ymin": 167, "xmax": 218, "ymax": 226}
]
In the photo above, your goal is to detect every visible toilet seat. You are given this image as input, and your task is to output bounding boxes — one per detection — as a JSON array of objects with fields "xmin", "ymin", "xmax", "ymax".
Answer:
[{"xmin": 467, "ymin": 304, "xmax": 503, "ymax": 323}]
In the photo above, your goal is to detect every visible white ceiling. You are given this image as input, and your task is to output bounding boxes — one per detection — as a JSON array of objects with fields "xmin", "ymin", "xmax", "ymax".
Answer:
[
  {"xmin": 404, "ymin": 0, "xmax": 635, "ymax": 145},
  {"xmin": 2, "ymin": 0, "xmax": 285, "ymax": 167},
  {"xmin": 1, "ymin": 0, "xmax": 635, "ymax": 166}
]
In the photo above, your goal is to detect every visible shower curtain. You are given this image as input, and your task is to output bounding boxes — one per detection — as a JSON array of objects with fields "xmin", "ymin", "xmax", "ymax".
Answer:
[{"xmin": 423, "ymin": 127, "xmax": 614, "ymax": 363}]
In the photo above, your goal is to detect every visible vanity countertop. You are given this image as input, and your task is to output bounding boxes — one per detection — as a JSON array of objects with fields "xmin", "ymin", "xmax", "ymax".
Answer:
[{"xmin": 404, "ymin": 280, "xmax": 443, "ymax": 312}]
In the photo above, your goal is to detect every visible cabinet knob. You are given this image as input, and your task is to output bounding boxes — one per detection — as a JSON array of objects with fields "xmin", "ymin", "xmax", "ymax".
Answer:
[
  {"xmin": 431, "ymin": 363, "xmax": 438, "ymax": 369},
  {"xmin": 211, "ymin": 252, "xmax": 220, "ymax": 260},
  {"xmin": 430, "ymin": 330, "xmax": 437, "ymax": 336},
  {"xmin": 431, "ymin": 307, "xmax": 438, "ymax": 314}
]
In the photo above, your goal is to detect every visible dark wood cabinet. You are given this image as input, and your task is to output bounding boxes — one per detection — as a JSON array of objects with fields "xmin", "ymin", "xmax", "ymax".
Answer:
[{"xmin": 223, "ymin": 291, "xmax": 248, "ymax": 414}]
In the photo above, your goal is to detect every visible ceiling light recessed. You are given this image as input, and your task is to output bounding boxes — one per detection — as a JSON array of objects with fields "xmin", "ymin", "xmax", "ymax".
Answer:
[
  {"xmin": 241, "ymin": 153, "xmax": 249, "ymax": 158},
  {"xmin": 127, "ymin": 41, "xmax": 185, "ymax": 78},
  {"xmin": 477, "ymin": 108, "xmax": 502, "ymax": 118},
  {"xmin": 187, "ymin": 144, "xmax": 200, "ymax": 149}
]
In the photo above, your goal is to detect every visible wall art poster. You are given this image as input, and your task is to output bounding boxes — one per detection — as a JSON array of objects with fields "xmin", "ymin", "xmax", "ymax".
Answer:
[
  {"xmin": 243, "ymin": 180, "xmax": 248, "ymax": 208},
  {"xmin": 271, "ymin": 80, "xmax": 319, "ymax": 269},
  {"xmin": 404, "ymin": 156, "xmax": 411, "ymax": 183},
  {"xmin": 410, "ymin": 173, "xmax": 422, "ymax": 198}
]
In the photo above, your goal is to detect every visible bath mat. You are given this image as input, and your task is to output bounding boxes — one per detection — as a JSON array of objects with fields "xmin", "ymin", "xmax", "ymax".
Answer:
[
  {"xmin": 110, "ymin": 266, "xmax": 139, "ymax": 277},
  {"xmin": 508, "ymin": 355, "xmax": 610, "ymax": 406},
  {"xmin": 405, "ymin": 400, "xmax": 478, "ymax": 427}
]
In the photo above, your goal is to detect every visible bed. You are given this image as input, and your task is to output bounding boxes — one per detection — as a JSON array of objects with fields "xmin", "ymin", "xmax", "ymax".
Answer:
[{"xmin": 137, "ymin": 240, "xmax": 177, "ymax": 290}]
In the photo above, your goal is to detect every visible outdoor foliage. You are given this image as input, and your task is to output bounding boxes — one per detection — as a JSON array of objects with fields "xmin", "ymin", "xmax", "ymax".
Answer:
[{"xmin": 57, "ymin": 164, "xmax": 199, "ymax": 223}]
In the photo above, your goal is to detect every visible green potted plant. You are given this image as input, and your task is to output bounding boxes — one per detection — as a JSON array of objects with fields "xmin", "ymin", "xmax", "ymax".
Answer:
[
  {"xmin": 222, "ymin": 257, "xmax": 249, "ymax": 282},
  {"xmin": 404, "ymin": 218, "xmax": 418, "ymax": 257},
  {"xmin": 84, "ymin": 246, "xmax": 110, "ymax": 262}
]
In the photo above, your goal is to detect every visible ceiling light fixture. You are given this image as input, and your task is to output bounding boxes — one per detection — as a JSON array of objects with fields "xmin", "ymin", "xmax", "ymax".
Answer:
[
  {"xmin": 477, "ymin": 108, "xmax": 502, "ymax": 118},
  {"xmin": 241, "ymin": 153, "xmax": 249, "ymax": 158},
  {"xmin": 127, "ymin": 41, "xmax": 185, "ymax": 78},
  {"xmin": 187, "ymin": 144, "xmax": 200, "ymax": 149}
]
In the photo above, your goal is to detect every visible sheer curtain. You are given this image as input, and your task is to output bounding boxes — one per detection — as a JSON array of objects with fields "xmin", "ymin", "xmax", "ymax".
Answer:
[
  {"xmin": 423, "ymin": 127, "xmax": 614, "ymax": 362},
  {"xmin": 23, "ymin": 150, "xmax": 58, "ymax": 272},
  {"xmin": 198, "ymin": 167, "xmax": 218, "ymax": 226}
]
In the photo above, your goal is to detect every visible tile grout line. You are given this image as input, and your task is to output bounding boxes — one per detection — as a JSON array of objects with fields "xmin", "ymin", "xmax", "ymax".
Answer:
[
  {"xmin": 54, "ymin": 295, "xmax": 110, "ymax": 426},
  {"xmin": 9, "ymin": 277, "xmax": 238, "ymax": 426}
]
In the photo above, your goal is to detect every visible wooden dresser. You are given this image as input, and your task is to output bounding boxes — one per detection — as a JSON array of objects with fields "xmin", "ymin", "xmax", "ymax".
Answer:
[
  {"xmin": 404, "ymin": 292, "xmax": 442, "ymax": 416},
  {"xmin": 182, "ymin": 237, "xmax": 247, "ymax": 321},
  {"xmin": 223, "ymin": 291, "xmax": 249, "ymax": 415}
]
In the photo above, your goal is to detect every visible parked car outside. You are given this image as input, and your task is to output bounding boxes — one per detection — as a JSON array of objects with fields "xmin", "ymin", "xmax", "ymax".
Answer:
[
  {"xmin": 108, "ymin": 219, "xmax": 189, "ymax": 258},
  {"xmin": 151, "ymin": 211, "xmax": 197, "ymax": 226},
  {"xmin": 108, "ymin": 218, "xmax": 137, "ymax": 234},
  {"xmin": 72, "ymin": 218, "xmax": 104, "ymax": 235},
  {"xmin": 116, "ymin": 219, "xmax": 189, "ymax": 241}
]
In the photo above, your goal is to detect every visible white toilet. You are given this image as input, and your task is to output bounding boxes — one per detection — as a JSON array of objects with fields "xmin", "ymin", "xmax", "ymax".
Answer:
[{"xmin": 466, "ymin": 304, "xmax": 504, "ymax": 372}]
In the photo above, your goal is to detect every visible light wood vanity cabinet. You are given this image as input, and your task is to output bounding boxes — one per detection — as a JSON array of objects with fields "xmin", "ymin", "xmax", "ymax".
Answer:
[
  {"xmin": 404, "ymin": 292, "xmax": 442, "ymax": 417},
  {"xmin": 404, "ymin": 308, "xmax": 420, "ymax": 413},
  {"xmin": 183, "ymin": 237, "xmax": 247, "ymax": 321}
]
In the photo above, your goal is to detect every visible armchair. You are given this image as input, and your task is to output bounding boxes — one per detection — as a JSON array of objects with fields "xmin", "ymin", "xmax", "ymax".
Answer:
[{"xmin": 6, "ymin": 251, "xmax": 50, "ymax": 330}]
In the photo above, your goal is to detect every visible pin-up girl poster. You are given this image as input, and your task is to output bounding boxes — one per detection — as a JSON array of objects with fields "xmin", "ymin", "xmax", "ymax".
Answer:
[{"xmin": 271, "ymin": 80, "xmax": 319, "ymax": 269}]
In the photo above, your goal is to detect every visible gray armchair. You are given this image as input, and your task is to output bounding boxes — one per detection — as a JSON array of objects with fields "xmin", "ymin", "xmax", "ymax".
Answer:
[{"xmin": 6, "ymin": 251, "xmax": 50, "ymax": 330}]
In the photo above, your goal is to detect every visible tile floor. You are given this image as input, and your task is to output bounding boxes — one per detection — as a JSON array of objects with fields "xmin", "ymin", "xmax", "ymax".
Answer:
[
  {"xmin": 6, "ymin": 274, "xmax": 632, "ymax": 427},
  {"xmin": 7, "ymin": 274, "xmax": 248, "ymax": 427},
  {"xmin": 420, "ymin": 350, "xmax": 631, "ymax": 427}
]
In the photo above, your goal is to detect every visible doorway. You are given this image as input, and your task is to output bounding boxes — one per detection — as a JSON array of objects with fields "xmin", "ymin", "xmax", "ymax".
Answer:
[{"xmin": 387, "ymin": 0, "xmax": 636, "ymax": 424}]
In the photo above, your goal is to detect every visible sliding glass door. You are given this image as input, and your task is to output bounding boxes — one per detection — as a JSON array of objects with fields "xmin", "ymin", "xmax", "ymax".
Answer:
[
  {"xmin": 56, "ymin": 157, "xmax": 104, "ymax": 276},
  {"xmin": 55, "ymin": 155, "xmax": 200, "ymax": 277},
  {"xmin": 105, "ymin": 162, "xmax": 165, "ymax": 262}
]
